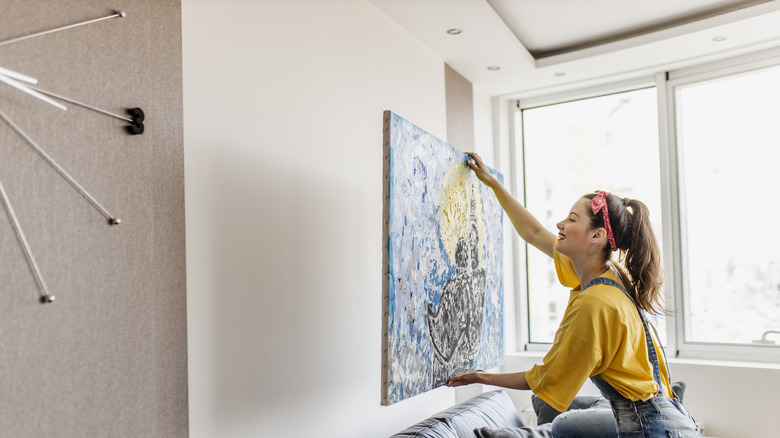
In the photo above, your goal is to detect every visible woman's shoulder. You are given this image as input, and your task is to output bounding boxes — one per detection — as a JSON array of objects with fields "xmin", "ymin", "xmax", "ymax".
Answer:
[
  {"xmin": 576, "ymin": 276, "xmax": 635, "ymax": 313},
  {"xmin": 585, "ymin": 265, "xmax": 631, "ymax": 296},
  {"xmin": 563, "ymin": 284, "xmax": 633, "ymax": 334},
  {"xmin": 580, "ymin": 282, "xmax": 630, "ymax": 302}
]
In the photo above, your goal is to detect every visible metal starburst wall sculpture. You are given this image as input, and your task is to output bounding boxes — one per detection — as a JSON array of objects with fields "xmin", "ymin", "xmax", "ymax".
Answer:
[{"xmin": 0, "ymin": 10, "xmax": 144, "ymax": 303}]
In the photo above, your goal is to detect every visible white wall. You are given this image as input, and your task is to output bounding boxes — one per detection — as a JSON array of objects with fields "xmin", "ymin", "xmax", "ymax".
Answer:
[{"xmin": 183, "ymin": 1, "xmax": 461, "ymax": 437}]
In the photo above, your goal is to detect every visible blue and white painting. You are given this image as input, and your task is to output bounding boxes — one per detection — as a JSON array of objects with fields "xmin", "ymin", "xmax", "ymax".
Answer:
[{"xmin": 382, "ymin": 111, "xmax": 504, "ymax": 405}]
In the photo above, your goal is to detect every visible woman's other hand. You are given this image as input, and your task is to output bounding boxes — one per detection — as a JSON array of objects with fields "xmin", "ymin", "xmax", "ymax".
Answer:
[{"xmin": 465, "ymin": 152, "xmax": 499, "ymax": 188}]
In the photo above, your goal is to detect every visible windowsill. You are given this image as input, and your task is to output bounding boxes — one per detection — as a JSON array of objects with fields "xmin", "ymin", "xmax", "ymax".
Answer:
[
  {"xmin": 504, "ymin": 350, "xmax": 780, "ymax": 371},
  {"xmin": 665, "ymin": 356, "xmax": 780, "ymax": 370}
]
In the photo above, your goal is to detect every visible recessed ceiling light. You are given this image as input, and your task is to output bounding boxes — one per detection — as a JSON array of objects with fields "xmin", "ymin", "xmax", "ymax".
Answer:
[
  {"xmin": 487, "ymin": 66, "xmax": 501, "ymax": 71},
  {"xmin": 446, "ymin": 29, "xmax": 462, "ymax": 35},
  {"xmin": 713, "ymin": 35, "xmax": 727, "ymax": 42},
  {"xmin": 554, "ymin": 72, "xmax": 566, "ymax": 77}
]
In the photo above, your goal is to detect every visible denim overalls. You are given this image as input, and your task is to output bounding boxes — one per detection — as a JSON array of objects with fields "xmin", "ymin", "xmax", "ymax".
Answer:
[{"xmin": 551, "ymin": 276, "xmax": 697, "ymax": 438}]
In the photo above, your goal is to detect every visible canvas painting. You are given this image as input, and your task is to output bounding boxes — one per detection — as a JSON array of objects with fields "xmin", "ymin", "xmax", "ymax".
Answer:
[{"xmin": 381, "ymin": 111, "xmax": 504, "ymax": 405}]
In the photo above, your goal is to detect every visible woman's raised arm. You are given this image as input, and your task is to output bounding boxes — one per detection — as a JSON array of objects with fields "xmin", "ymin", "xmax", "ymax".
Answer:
[{"xmin": 466, "ymin": 152, "xmax": 555, "ymax": 259}]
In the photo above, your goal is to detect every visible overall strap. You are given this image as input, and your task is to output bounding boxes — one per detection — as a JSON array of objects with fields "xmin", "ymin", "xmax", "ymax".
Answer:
[{"xmin": 582, "ymin": 276, "xmax": 665, "ymax": 392}]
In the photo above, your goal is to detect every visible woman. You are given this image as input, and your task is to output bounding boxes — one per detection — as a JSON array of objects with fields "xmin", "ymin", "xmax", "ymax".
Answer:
[{"xmin": 448, "ymin": 153, "xmax": 697, "ymax": 437}]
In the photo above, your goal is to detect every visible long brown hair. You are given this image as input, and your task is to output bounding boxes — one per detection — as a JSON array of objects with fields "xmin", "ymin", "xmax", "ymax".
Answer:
[{"xmin": 584, "ymin": 193, "xmax": 665, "ymax": 315}]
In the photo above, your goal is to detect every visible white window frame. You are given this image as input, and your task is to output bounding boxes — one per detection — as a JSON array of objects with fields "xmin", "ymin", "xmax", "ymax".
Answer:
[
  {"xmin": 510, "ymin": 46, "xmax": 780, "ymax": 363},
  {"xmin": 512, "ymin": 77, "xmax": 658, "ymax": 352},
  {"xmin": 663, "ymin": 47, "xmax": 780, "ymax": 363}
]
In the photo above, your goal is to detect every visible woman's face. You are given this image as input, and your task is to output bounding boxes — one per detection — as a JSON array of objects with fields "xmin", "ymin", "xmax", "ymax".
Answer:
[{"xmin": 555, "ymin": 197, "xmax": 598, "ymax": 258}]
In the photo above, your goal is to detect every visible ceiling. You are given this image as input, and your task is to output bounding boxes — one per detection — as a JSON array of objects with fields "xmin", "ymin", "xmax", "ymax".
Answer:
[{"xmin": 368, "ymin": 0, "xmax": 780, "ymax": 97}]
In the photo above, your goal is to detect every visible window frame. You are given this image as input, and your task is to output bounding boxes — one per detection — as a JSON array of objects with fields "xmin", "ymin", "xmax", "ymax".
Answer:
[
  {"xmin": 663, "ymin": 47, "xmax": 780, "ymax": 362},
  {"xmin": 510, "ymin": 46, "xmax": 780, "ymax": 363}
]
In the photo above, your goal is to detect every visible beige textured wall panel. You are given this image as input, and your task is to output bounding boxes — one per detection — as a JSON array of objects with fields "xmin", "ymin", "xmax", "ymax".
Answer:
[{"xmin": 0, "ymin": 2, "xmax": 186, "ymax": 437}]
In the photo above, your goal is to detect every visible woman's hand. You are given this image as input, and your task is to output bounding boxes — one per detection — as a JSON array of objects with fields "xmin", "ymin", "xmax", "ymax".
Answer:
[
  {"xmin": 465, "ymin": 152, "xmax": 498, "ymax": 188},
  {"xmin": 447, "ymin": 370, "xmax": 487, "ymax": 387},
  {"xmin": 465, "ymin": 151, "xmax": 556, "ymax": 258}
]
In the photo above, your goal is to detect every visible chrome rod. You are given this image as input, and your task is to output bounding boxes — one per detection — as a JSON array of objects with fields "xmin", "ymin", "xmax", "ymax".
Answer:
[
  {"xmin": 0, "ymin": 177, "xmax": 53, "ymax": 302},
  {"xmin": 27, "ymin": 85, "xmax": 132, "ymax": 122},
  {"xmin": 0, "ymin": 73, "xmax": 68, "ymax": 110},
  {"xmin": 0, "ymin": 108, "xmax": 120, "ymax": 225},
  {"xmin": 0, "ymin": 65, "xmax": 37, "ymax": 84},
  {"xmin": 0, "ymin": 11, "xmax": 126, "ymax": 47}
]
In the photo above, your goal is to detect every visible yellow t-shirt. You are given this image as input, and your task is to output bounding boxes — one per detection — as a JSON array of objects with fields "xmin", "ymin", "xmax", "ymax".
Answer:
[{"xmin": 524, "ymin": 243, "xmax": 672, "ymax": 412}]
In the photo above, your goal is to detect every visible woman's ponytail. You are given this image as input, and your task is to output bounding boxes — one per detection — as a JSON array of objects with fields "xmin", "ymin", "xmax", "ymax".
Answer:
[
  {"xmin": 586, "ymin": 193, "xmax": 665, "ymax": 314},
  {"xmin": 621, "ymin": 199, "xmax": 665, "ymax": 315}
]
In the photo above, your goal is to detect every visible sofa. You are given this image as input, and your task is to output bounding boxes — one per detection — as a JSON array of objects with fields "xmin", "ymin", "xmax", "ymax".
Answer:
[
  {"xmin": 388, "ymin": 390, "xmax": 548, "ymax": 438},
  {"xmin": 389, "ymin": 383, "xmax": 688, "ymax": 438}
]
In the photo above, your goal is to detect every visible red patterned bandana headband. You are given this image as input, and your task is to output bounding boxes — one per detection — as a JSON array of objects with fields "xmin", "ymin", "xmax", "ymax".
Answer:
[{"xmin": 592, "ymin": 190, "xmax": 618, "ymax": 252}]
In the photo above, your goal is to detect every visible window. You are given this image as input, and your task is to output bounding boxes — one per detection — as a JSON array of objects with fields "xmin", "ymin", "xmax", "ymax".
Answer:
[
  {"xmin": 513, "ymin": 48, "xmax": 780, "ymax": 361},
  {"xmin": 675, "ymin": 63, "xmax": 780, "ymax": 347},
  {"xmin": 520, "ymin": 87, "xmax": 663, "ymax": 344}
]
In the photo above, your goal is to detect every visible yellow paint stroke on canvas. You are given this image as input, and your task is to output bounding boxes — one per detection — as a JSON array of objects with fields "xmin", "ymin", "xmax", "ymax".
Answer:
[{"xmin": 438, "ymin": 162, "xmax": 485, "ymax": 267}]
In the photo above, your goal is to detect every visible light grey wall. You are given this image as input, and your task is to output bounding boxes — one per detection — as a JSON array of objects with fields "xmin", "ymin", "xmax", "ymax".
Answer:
[{"xmin": 0, "ymin": 2, "xmax": 186, "ymax": 437}]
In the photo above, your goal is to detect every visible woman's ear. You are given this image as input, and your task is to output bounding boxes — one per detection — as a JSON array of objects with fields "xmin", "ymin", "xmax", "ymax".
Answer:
[{"xmin": 591, "ymin": 228, "xmax": 607, "ymax": 245}]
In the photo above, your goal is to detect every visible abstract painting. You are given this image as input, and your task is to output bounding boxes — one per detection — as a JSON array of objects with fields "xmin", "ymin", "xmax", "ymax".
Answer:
[{"xmin": 381, "ymin": 111, "xmax": 504, "ymax": 405}]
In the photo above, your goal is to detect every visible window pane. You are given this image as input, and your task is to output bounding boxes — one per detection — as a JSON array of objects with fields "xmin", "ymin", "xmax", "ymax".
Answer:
[
  {"xmin": 522, "ymin": 88, "xmax": 664, "ymax": 343},
  {"xmin": 677, "ymin": 65, "xmax": 780, "ymax": 346}
]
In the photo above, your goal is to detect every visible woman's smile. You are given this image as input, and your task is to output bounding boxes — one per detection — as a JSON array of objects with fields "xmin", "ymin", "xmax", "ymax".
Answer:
[{"xmin": 554, "ymin": 198, "xmax": 594, "ymax": 257}]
